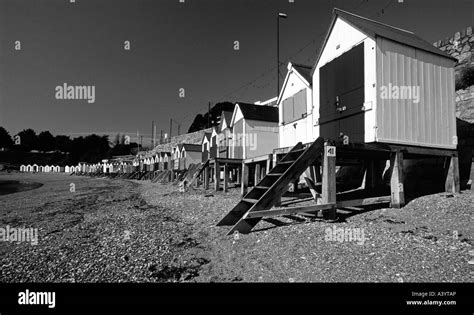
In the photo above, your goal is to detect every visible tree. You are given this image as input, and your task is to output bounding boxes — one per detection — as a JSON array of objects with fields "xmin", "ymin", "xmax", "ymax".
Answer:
[
  {"xmin": 54, "ymin": 135, "xmax": 72, "ymax": 153},
  {"xmin": 0, "ymin": 126, "xmax": 13, "ymax": 149},
  {"xmin": 38, "ymin": 131, "xmax": 55, "ymax": 152},
  {"xmin": 16, "ymin": 129, "xmax": 38, "ymax": 151},
  {"xmin": 188, "ymin": 102, "xmax": 235, "ymax": 133}
]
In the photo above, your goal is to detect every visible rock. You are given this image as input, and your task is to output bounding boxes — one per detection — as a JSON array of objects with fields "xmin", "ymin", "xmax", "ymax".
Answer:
[
  {"xmin": 454, "ymin": 32, "xmax": 461, "ymax": 41},
  {"xmin": 467, "ymin": 27, "xmax": 472, "ymax": 36},
  {"xmin": 461, "ymin": 43, "xmax": 471, "ymax": 53}
]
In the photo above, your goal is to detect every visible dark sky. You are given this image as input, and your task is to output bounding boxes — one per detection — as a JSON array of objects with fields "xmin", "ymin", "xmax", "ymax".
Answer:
[{"xmin": 0, "ymin": 0, "xmax": 472, "ymax": 143}]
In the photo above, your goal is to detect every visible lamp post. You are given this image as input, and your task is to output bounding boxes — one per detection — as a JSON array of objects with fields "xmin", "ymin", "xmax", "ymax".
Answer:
[{"xmin": 277, "ymin": 12, "xmax": 287, "ymax": 97}]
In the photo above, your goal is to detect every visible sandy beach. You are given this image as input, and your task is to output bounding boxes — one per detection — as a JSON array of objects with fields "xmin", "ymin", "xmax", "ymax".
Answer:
[{"xmin": 0, "ymin": 172, "xmax": 472, "ymax": 282}]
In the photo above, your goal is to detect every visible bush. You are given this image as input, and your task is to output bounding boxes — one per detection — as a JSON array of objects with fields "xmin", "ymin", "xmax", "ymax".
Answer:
[{"xmin": 456, "ymin": 65, "xmax": 474, "ymax": 90}]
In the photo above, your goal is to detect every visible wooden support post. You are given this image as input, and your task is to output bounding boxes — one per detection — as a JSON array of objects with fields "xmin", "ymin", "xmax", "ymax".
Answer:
[
  {"xmin": 322, "ymin": 142, "xmax": 337, "ymax": 220},
  {"xmin": 445, "ymin": 155, "xmax": 460, "ymax": 193},
  {"xmin": 266, "ymin": 154, "xmax": 272, "ymax": 174},
  {"xmin": 214, "ymin": 159, "xmax": 220, "ymax": 191},
  {"xmin": 170, "ymin": 170, "xmax": 175, "ymax": 182},
  {"xmin": 223, "ymin": 163, "xmax": 229, "ymax": 192},
  {"xmin": 204, "ymin": 165, "xmax": 209, "ymax": 190},
  {"xmin": 389, "ymin": 151, "xmax": 405, "ymax": 208},
  {"xmin": 241, "ymin": 162, "xmax": 249, "ymax": 196},
  {"xmin": 254, "ymin": 163, "xmax": 261, "ymax": 186},
  {"xmin": 236, "ymin": 167, "xmax": 241, "ymax": 185}
]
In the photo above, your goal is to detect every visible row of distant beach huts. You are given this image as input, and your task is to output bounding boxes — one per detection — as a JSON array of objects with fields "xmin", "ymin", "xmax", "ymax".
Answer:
[{"xmin": 19, "ymin": 151, "xmax": 174, "ymax": 174}]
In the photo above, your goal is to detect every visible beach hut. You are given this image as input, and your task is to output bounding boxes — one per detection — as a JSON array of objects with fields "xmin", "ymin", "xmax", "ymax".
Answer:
[
  {"xmin": 181, "ymin": 144, "xmax": 202, "ymax": 169},
  {"xmin": 26, "ymin": 165, "xmax": 33, "ymax": 172},
  {"xmin": 32, "ymin": 164, "xmax": 39, "ymax": 172},
  {"xmin": 310, "ymin": 8, "xmax": 457, "ymax": 148},
  {"xmin": 278, "ymin": 62, "xmax": 313, "ymax": 148},
  {"xmin": 229, "ymin": 102, "xmax": 279, "ymax": 159},
  {"xmin": 210, "ymin": 127, "xmax": 219, "ymax": 159},
  {"xmin": 217, "ymin": 110, "xmax": 234, "ymax": 158},
  {"xmin": 39, "ymin": 166, "xmax": 45, "ymax": 172},
  {"xmin": 201, "ymin": 132, "xmax": 212, "ymax": 162},
  {"xmin": 172, "ymin": 145, "xmax": 183, "ymax": 170},
  {"xmin": 20, "ymin": 165, "xmax": 26, "ymax": 172},
  {"xmin": 53, "ymin": 165, "xmax": 60, "ymax": 172}
]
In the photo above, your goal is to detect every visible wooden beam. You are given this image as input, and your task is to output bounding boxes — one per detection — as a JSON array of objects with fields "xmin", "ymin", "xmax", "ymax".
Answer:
[
  {"xmin": 223, "ymin": 163, "xmax": 229, "ymax": 192},
  {"xmin": 389, "ymin": 151, "xmax": 405, "ymax": 208},
  {"xmin": 322, "ymin": 142, "xmax": 337, "ymax": 220},
  {"xmin": 445, "ymin": 155, "xmax": 460, "ymax": 193},
  {"xmin": 388, "ymin": 144, "xmax": 457, "ymax": 157},
  {"xmin": 246, "ymin": 203, "xmax": 335, "ymax": 219},
  {"xmin": 337, "ymin": 196, "xmax": 391, "ymax": 208},
  {"xmin": 304, "ymin": 177, "xmax": 321, "ymax": 201},
  {"xmin": 241, "ymin": 162, "xmax": 249, "ymax": 196}
]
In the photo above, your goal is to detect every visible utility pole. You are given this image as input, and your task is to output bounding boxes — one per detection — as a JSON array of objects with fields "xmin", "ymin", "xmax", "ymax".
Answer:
[
  {"xmin": 169, "ymin": 118, "xmax": 173, "ymax": 143},
  {"xmin": 208, "ymin": 102, "xmax": 211, "ymax": 128},
  {"xmin": 177, "ymin": 124, "xmax": 180, "ymax": 136},
  {"xmin": 136, "ymin": 131, "xmax": 139, "ymax": 155},
  {"xmin": 160, "ymin": 130, "xmax": 163, "ymax": 144},
  {"xmin": 277, "ymin": 13, "xmax": 287, "ymax": 97}
]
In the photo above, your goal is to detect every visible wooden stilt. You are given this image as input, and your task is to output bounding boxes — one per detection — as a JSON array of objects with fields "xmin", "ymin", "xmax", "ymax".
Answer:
[
  {"xmin": 241, "ymin": 162, "xmax": 249, "ymax": 196},
  {"xmin": 445, "ymin": 155, "xmax": 460, "ymax": 193},
  {"xmin": 389, "ymin": 151, "xmax": 405, "ymax": 208},
  {"xmin": 236, "ymin": 167, "xmax": 241, "ymax": 185},
  {"xmin": 322, "ymin": 142, "xmax": 337, "ymax": 220},
  {"xmin": 170, "ymin": 170, "xmax": 175, "ymax": 182},
  {"xmin": 266, "ymin": 154, "xmax": 272, "ymax": 174},
  {"xmin": 254, "ymin": 163, "xmax": 261, "ymax": 186},
  {"xmin": 214, "ymin": 159, "xmax": 220, "ymax": 191},
  {"xmin": 204, "ymin": 166, "xmax": 209, "ymax": 190},
  {"xmin": 223, "ymin": 163, "xmax": 229, "ymax": 192}
]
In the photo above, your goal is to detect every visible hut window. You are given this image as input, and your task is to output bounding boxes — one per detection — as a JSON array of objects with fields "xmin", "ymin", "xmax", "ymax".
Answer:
[{"xmin": 282, "ymin": 88, "xmax": 307, "ymax": 124}]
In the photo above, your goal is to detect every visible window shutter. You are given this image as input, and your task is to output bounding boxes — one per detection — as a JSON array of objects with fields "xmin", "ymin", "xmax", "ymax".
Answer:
[{"xmin": 294, "ymin": 89, "xmax": 307, "ymax": 119}]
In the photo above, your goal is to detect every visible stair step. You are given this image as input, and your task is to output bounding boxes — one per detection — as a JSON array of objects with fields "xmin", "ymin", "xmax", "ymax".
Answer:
[
  {"xmin": 267, "ymin": 173, "xmax": 283, "ymax": 176},
  {"xmin": 278, "ymin": 160, "xmax": 295, "ymax": 165},
  {"xmin": 255, "ymin": 186, "xmax": 270, "ymax": 190},
  {"xmin": 242, "ymin": 198, "xmax": 258, "ymax": 204}
]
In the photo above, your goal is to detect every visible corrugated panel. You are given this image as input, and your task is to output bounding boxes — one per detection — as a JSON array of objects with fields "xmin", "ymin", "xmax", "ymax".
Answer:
[{"xmin": 376, "ymin": 37, "xmax": 456, "ymax": 149}]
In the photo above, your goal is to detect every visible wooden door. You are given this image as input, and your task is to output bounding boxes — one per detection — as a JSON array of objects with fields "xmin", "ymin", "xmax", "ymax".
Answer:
[{"xmin": 319, "ymin": 43, "xmax": 365, "ymax": 143}]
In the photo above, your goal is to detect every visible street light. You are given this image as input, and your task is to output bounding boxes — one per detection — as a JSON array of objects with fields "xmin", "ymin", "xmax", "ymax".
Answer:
[{"xmin": 277, "ymin": 12, "xmax": 287, "ymax": 98}]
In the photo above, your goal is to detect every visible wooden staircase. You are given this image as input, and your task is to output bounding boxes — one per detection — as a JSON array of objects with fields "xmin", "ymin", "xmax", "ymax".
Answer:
[
  {"xmin": 185, "ymin": 159, "xmax": 210, "ymax": 187},
  {"xmin": 217, "ymin": 137, "xmax": 326, "ymax": 235}
]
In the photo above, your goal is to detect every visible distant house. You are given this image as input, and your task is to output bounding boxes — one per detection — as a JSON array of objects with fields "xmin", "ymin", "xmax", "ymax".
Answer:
[
  {"xmin": 229, "ymin": 103, "xmax": 279, "ymax": 159},
  {"xmin": 32, "ymin": 164, "xmax": 39, "ymax": 172},
  {"xmin": 20, "ymin": 165, "xmax": 26, "ymax": 172},
  {"xmin": 26, "ymin": 165, "xmax": 33, "ymax": 172},
  {"xmin": 278, "ymin": 62, "xmax": 313, "ymax": 148}
]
